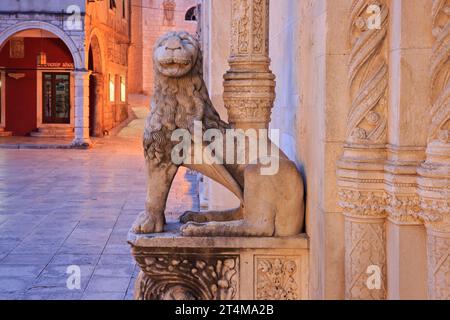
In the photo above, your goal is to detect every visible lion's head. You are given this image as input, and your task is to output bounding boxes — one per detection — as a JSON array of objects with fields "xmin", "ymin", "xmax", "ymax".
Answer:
[
  {"xmin": 145, "ymin": 31, "xmax": 228, "ymax": 164},
  {"xmin": 153, "ymin": 31, "xmax": 200, "ymax": 78}
]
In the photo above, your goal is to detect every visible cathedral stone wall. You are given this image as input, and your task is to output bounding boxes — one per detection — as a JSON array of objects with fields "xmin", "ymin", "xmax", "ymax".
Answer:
[{"xmin": 202, "ymin": 0, "xmax": 450, "ymax": 300}]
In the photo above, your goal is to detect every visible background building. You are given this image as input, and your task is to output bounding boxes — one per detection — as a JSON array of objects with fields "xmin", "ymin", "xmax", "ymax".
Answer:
[
  {"xmin": 0, "ymin": 0, "xmax": 132, "ymax": 144},
  {"xmin": 128, "ymin": 0, "xmax": 198, "ymax": 106}
]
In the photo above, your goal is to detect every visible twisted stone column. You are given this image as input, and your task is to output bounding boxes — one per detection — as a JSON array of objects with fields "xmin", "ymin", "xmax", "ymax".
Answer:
[
  {"xmin": 418, "ymin": 0, "xmax": 450, "ymax": 300},
  {"xmin": 337, "ymin": 0, "xmax": 390, "ymax": 299},
  {"xmin": 223, "ymin": 0, "xmax": 275, "ymax": 131}
]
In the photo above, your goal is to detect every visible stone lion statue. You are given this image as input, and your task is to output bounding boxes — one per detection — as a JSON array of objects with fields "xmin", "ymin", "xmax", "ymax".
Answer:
[{"xmin": 132, "ymin": 31, "xmax": 305, "ymax": 237}]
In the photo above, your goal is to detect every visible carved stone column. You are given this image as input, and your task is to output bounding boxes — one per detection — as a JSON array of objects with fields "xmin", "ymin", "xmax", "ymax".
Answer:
[
  {"xmin": 337, "ymin": 0, "xmax": 390, "ymax": 300},
  {"xmin": 72, "ymin": 70, "xmax": 92, "ymax": 148},
  {"xmin": 223, "ymin": 0, "xmax": 275, "ymax": 131},
  {"xmin": 418, "ymin": 0, "xmax": 450, "ymax": 300}
]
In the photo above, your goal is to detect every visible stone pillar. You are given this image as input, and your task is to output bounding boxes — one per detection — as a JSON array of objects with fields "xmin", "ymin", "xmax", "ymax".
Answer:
[
  {"xmin": 72, "ymin": 70, "xmax": 92, "ymax": 148},
  {"xmin": 92, "ymin": 73, "xmax": 104, "ymax": 138},
  {"xmin": 418, "ymin": 0, "xmax": 450, "ymax": 300},
  {"xmin": 223, "ymin": 0, "xmax": 276, "ymax": 131},
  {"xmin": 337, "ymin": 0, "xmax": 390, "ymax": 300},
  {"xmin": 200, "ymin": 0, "xmax": 241, "ymax": 212},
  {"xmin": 383, "ymin": 0, "xmax": 432, "ymax": 300}
]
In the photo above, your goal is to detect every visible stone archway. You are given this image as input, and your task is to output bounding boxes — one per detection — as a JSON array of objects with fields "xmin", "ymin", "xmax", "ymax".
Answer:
[
  {"xmin": 88, "ymin": 34, "xmax": 105, "ymax": 137},
  {"xmin": 0, "ymin": 22, "xmax": 81, "ymax": 137},
  {"xmin": 0, "ymin": 21, "xmax": 83, "ymax": 70}
]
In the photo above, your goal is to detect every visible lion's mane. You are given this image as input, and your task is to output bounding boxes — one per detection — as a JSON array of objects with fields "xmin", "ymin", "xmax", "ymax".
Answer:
[{"xmin": 144, "ymin": 32, "xmax": 228, "ymax": 163}]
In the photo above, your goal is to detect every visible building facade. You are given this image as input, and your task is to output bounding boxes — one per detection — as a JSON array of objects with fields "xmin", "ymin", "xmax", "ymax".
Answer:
[
  {"xmin": 200, "ymin": 0, "xmax": 450, "ymax": 300},
  {"xmin": 0, "ymin": 0, "xmax": 131, "ymax": 144},
  {"xmin": 128, "ymin": 0, "xmax": 198, "ymax": 99}
]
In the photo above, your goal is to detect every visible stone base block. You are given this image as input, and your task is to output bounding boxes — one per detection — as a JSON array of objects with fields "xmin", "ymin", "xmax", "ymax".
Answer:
[
  {"xmin": 128, "ymin": 223, "xmax": 309, "ymax": 300},
  {"xmin": 30, "ymin": 126, "xmax": 74, "ymax": 138}
]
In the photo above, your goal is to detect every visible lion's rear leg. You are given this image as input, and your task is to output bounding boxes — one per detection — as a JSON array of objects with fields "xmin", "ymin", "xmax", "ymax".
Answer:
[
  {"xmin": 180, "ymin": 219, "xmax": 273, "ymax": 237},
  {"xmin": 179, "ymin": 165, "xmax": 277, "ymax": 237},
  {"xmin": 180, "ymin": 207, "xmax": 243, "ymax": 224}
]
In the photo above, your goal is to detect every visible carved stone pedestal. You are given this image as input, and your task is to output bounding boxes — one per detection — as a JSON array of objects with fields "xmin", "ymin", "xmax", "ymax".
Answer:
[{"xmin": 128, "ymin": 223, "xmax": 309, "ymax": 300}]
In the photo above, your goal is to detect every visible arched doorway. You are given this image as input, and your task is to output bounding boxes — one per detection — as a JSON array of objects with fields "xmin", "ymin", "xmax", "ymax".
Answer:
[
  {"xmin": 88, "ymin": 34, "xmax": 104, "ymax": 137},
  {"xmin": 0, "ymin": 27, "xmax": 77, "ymax": 136}
]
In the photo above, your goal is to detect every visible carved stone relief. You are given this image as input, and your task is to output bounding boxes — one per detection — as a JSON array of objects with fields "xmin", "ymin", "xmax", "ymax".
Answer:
[
  {"xmin": 418, "ymin": 0, "xmax": 450, "ymax": 300},
  {"xmin": 133, "ymin": 252, "xmax": 239, "ymax": 300},
  {"xmin": 256, "ymin": 257, "xmax": 300, "ymax": 300},
  {"xmin": 338, "ymin": 0, "xmax": 390, "ymax": 300},
  {"xmin": 429, "ymin": 0, "xmax": 450, "ymax": 143},
  {"xmin": 347, "ymin": 0, "xmax": 389, "ymax": 144},
  {"xmin": 345, "ymin": 218, "xmax": 387, "ymax": 300}
]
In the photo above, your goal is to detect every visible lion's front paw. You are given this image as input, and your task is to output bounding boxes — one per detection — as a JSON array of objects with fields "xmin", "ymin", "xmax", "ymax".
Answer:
[
  {"xmin": 132, "ymin": 211, "xmax": 164, "ymax": 234},
  {"xmin": 180, "ymin": 211, "xmax": 207, "ymax": 224}
]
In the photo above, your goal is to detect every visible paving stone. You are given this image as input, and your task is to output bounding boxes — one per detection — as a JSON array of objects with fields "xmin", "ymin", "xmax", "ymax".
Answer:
[
  {"xmin": 0, "ymin": 277, "xmax": 35, "ymax": 293},
  {"xmin": 93, "ymin": 264, "xmax": 135, "ymax": 278},
  {"xmin": 0, "ymin": 254, "xmax": 54, "ymax": 265},
  {"xmin": 0, "ymin": 109, "xmax": 199, "ymax": 299},
  {"xmin": 85, "ymin": 276, "xmax": 131, "ymax": 293},
  {"xmin": 82, "ymin": 292, "xmax": 125, "ymax": 300},
  {"xmin": 97, "ymin": 254, "xmax": 135, "ymax": 266},
  {"xmin": 50, "ymin": 254, "xmax": 99, "ymax": 266},
  {"xmin": 0, "ymin": 265, "xmax": 45, "ymax": 278}
]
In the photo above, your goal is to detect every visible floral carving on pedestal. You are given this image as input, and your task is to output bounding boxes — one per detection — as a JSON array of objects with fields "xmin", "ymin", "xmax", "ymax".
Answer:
[
  {"xmin": 133, "ymin": 252, "xmax": 239, "ymax": 300},
  {"xmin": 256, "ymin": 257, "xmax": 299, "ymax": 300}
]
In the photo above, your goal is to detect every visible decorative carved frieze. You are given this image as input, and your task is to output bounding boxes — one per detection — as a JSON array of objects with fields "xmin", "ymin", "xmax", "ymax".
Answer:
[
  {"xmin": 133, "ymin": 252, "xmax": 239, "ymax": 300},
  {"xmin": 345, "ymin": 218, "xmax": 387, "ymax": 300},
  {"xmin": 338, "ymin": 190, "xmax": 388, "ymax": 218},
  {"xmin": 385, "ymin": 194, "xmax": 422, "ymax": 224},
  {"xmin": 339, "ymin": 190, "xmax": 423, "ymax": 224},
  {"xmin": 420, "ymin": 199, "xmax": 450, "ymax": 225},
  {"xmin": 256, "ymin": 257, "xmax": 300, "ymax": 300}
]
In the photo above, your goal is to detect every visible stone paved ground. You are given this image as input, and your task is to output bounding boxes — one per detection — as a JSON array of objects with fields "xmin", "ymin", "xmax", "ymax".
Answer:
[{"xmin": 0, "ymin": 107, "xmax": 199, "ymax": 300}]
